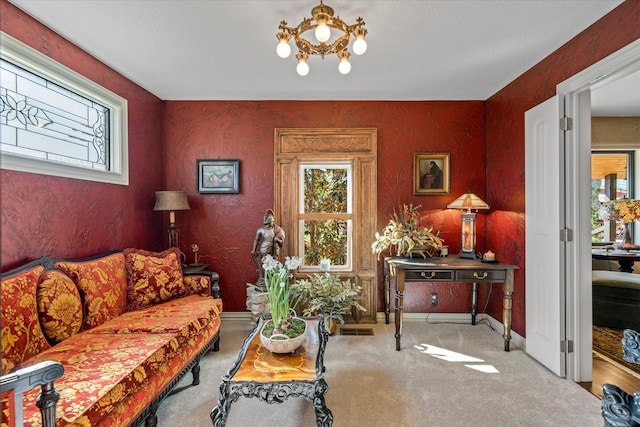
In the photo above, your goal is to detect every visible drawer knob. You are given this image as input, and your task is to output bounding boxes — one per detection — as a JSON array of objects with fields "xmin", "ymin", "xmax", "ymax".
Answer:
[
  {"xmin": 420, "ymin": 271, "xmax": 436, "ymax": 279},
  {"xmin": 473, "ymin": 271, "xmax": 488, "ymax": 279}
]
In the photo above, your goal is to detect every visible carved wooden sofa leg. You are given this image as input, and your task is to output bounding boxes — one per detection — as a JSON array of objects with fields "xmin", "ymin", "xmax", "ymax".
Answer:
[
  {"xmin": 192, "ymin": 357, "xmax": 201, "ymax": 386},
  {"xmin": 0, "ymin": 360, "xmax": 64, "ymax": 427},
  {"xmin": 601, "ymin": 329, "xmax": 640, "ymax": 427},
  {"xmin": 144, "ymin": 401, "xmax": 159, "ymax": 427},
  {"xmin": 36, "ymin": 381, "xmax": 61, "ymax": 426}
]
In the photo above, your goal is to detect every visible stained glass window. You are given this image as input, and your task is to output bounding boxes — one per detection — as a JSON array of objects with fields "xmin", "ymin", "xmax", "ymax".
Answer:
[{"xmin": 0, "ymin": 33, "xmax": 128, "ymax": 185}]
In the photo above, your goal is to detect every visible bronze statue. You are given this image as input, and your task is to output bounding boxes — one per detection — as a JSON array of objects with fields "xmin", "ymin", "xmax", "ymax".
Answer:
[{"xmin": 251, "ymin": 209, "xmax": 285, "ymax": 290}]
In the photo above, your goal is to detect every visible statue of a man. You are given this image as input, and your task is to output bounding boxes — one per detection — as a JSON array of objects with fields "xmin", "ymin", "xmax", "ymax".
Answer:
[{"xmin": 251, "ymin": 209, "xmax": 285, "ymax": 290}]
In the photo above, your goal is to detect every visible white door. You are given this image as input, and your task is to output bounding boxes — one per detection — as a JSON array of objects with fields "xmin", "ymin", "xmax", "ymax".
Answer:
[{"xmin": 525, "ymin": 95, "xmax": 566, "ymax": 377}]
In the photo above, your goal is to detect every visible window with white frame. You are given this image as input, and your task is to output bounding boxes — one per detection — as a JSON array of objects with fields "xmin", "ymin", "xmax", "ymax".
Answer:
[
  {"xmin": 298, "ymin": 162, "xmax": 353, "ymax": 271},
  {"xmin": 0, "ymin": 32, "xmax": 128, "ymax": 185}
]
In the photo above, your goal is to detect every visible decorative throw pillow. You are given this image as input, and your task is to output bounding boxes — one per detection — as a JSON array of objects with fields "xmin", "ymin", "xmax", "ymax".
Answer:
[
  {"xmin": 1, "ymin": 265, "xmax": 51, "ymax": 370},
  {"xmin": 124, "ymin": 248, "xmax": 187, "ymax": 311},
  {"xmin": 56, "ymin": 252, "xmax": 127, "ymax": 331},
  {"xmin": 37, "ymin": 269, "xmax": 83, "ymax": 344}
]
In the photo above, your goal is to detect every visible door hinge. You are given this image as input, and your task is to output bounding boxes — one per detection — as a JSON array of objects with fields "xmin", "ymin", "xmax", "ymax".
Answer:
[
  {"xmin": 560, "ymin": 117, "xmax": 573, "ymax": 131},
  {"xmin": 560, "ymin": 228, "xmax": 573, "ymax": 242},
  {"xmin": 560, "ymin": 340, "xmax": 574, "ymax": 353}
]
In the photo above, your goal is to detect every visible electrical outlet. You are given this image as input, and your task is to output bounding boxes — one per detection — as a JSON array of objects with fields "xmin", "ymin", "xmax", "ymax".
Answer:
[{"xmin": 430, "ymin": 292, "xmax": 438, "ymax": 305}]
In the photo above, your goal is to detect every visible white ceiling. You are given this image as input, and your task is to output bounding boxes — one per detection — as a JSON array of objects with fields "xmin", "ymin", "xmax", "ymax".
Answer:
[{"xmin": 7, "ymin": 0, "xmax": 638, "ymax": 115}]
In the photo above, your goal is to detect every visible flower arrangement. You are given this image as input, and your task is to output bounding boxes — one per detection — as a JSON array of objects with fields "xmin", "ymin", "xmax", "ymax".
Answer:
[
  {"xmin": 603, "ymin": 199, "xmax": 640, "ymax": 223},
  {"xmin": 371, "ymin": 203, "xmax": 444, "ymax": 259},
  {"xmin": 261, "ymin": 254, "xmax": 303, "ymax": 336},
  {"xmin": 290, "ymin": 272, "xmax": 366, "ymax": 332}
]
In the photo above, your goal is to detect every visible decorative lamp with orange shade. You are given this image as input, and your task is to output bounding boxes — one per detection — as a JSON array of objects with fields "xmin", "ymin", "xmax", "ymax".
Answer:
[{"xmin": 447, "ymin": 192, "xmax": 490, "ymax": 259}]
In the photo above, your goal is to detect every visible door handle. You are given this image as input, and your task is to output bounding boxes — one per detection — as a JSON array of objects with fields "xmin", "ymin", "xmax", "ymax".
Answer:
[
  {"xmin": 473, "ymin": 271, "xmax": 488, "ymax": 280},
  {"xmin": 420, "ymin": 271, "xmax": 436, "ymax": 279}
]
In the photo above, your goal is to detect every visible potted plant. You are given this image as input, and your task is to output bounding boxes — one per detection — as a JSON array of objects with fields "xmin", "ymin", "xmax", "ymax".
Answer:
[
  {"xmin": 290, "ymin": 272, "xmax": 366, "ymax": 334},
  {"xmin": 258, "ymin": 254, "xmax": 306, "ymax": 353},
  {"xmin": 372, "ymin": 203, "xmax": 443, "ymax": 259}
]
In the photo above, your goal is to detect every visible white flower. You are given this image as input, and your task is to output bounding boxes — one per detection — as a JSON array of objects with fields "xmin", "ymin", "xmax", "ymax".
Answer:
[
  {"xmin": 285, "ymin": 256, "xmax": 303, "ymax": 270},
  {"xmin": 262, "ymin": 254, "xmax": 278, "ymax": 271}
]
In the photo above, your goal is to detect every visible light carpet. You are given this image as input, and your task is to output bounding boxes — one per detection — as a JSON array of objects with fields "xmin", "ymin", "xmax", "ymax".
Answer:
[{"xmin": 154, "ymin": 318, "xmax": 602, "ymax": 427}]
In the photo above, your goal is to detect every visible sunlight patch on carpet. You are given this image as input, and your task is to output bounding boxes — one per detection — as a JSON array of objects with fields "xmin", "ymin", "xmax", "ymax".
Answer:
[
  {"xmin": 414, "ymin": 343, "xmax": 500, "ymax": 373},
  {"xmin": 465, "ymin": 364, "xmax": 500, "ymax": 373}
]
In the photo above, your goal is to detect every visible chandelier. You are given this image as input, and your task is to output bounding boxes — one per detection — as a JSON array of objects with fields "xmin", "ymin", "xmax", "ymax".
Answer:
[{"xmin": 276, "ymin": 1, "xmax": 368, "ymax": 76}]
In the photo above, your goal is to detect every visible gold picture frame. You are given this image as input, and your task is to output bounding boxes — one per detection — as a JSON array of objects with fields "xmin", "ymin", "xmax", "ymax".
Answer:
[{"xmin": 414, "ymin": 153, "xmax": 450, "ymax": 195}]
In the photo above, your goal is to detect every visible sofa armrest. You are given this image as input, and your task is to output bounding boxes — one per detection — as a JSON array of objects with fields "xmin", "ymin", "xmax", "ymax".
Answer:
[
  {"xmin": 184, "ymin": 271, "xmax": 221, "ymax": 299},
  {"xmin": 1, "ymin": 360, "xmax": 64, "ymax": 427}
]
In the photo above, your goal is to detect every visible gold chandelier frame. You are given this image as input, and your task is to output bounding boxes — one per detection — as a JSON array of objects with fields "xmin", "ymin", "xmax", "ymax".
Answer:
[{"xmin": 276, "ymin": 1, "xmax": 368, "ymax": 75}]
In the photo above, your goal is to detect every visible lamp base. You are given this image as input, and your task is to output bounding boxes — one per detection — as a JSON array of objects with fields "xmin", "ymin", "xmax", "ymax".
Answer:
[{"xmin": 458, "ymin": 251, "xmax": 479, "ymax": 259}]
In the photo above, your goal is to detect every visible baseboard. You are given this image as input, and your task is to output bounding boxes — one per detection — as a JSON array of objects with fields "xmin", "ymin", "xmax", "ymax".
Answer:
[
  {"xmin": 220, "ymin": 312, "xmax": 254, "ymax": 321},
  {"xmin": 220, "ymin": 311, "xmax": 525, "ymax": 350}
]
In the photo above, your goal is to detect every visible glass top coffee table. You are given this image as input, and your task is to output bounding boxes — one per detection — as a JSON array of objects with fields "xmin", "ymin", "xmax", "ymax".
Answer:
[{"xmin": 210, "ymin": 317, "xmax": 332, "ymax": 426}]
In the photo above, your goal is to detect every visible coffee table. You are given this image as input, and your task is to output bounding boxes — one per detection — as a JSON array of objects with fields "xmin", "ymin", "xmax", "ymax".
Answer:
[{"xmin": 210, "ymin": 317, "xmax": 332, "ymax": 426}]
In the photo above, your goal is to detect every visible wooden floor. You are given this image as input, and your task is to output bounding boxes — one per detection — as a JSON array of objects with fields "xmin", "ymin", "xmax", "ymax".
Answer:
[{"xmin": 579, "ymin": 352, "xmax": 640, "ymax": 398}]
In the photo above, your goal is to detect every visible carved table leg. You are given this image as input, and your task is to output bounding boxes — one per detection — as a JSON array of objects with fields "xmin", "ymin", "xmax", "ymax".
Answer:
[
  {"xmin": 395, "ymin": 269, "xmax": 405, "ymax": 351},
  {"xmin": 502, "ymin": 288, "xmax": 513, "ymax": 352},
  {"xmin": 384, "ymin": 269, "xmax": 391, "ymax": 324},
  {"xmin": 471, "ymin": 282, "xmax": 478, "ymax": 325},
  {"xmin": 313, "ymin": 378, "xmax": 333, "ymax": 427},
  {"xmin": 210, "ymin": 379, "xmax": 231, "ymax": 427}
]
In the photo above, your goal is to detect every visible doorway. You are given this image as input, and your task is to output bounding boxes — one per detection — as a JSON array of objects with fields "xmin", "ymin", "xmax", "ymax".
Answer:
[{"xmin": 559, "ymin": 39, "xmax": 640, "ymax": 382}]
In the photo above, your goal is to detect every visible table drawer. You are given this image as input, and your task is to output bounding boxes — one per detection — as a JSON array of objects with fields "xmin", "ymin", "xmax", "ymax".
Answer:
[
  {"xmin": 405, "ymin": 270, "xmax": 454, "ymax": 281},
  {"xmin": 456, "ymin": 269, "xmax": 506, "ymax": 282}
]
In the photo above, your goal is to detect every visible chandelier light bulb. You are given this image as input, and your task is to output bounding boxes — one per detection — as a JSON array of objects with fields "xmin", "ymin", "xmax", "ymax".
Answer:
[
  {"xmin": 297, "ymin": 60, "xmax": 310, "ymax": 76},
  {"xmin": 338, "ymin": 50, "xmax": 351, "ymax": 75},
  {"xmin": 353, "ymin": 37, "xmax": 367, "ymax": 55},
  {"xmin": 315, "ymin": 21, "xmax": 331, "ymax": 43},
  {"xmin": 297, "ymin": 61, "xmax": 310, "ymax": 76},
  {"xmin": 338, "ymin": 59, "xmax": 351, "ymax": 75},
  {"xmin": 276, "ymin": 39, "xmax": 291, "ymax": 58}
]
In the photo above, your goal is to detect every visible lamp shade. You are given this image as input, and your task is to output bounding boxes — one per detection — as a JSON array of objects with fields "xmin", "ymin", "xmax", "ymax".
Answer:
[
  {"xmin": 605, "ymin": 198, "xmax": 640, "ymax": 223},
  {"xmin": 447, "ymin": 192, "xmax": 490, "ymax": 213},
  {"xmin": 153, "ymin": 191, "xmax": 191, "ymax": 211}
]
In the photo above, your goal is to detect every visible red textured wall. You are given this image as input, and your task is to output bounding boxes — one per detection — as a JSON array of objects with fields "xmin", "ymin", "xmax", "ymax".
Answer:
[
  {"xmin": 163, "ymin": 101, "xmax": 487, "ymax": 315},
  {"xmin": 2, "ymin": 0, "xmax": 638, "ymax": 339},
  {"xmin": 0, "ymin": 0, "xmax": 165, "ymax": 270},
  {"xmin": 485, "ymin": 0, "xmax": 640, "ymax": 332}
]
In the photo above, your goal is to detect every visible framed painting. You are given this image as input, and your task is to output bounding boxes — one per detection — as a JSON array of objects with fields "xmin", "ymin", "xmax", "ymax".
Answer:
[
  {"xmin": 414, "ymin": 153, "xmax": 450, "ymax": 195},
  {"xmin": 197, "ymin": 159, "xmax": 239, "ymax": 193}
]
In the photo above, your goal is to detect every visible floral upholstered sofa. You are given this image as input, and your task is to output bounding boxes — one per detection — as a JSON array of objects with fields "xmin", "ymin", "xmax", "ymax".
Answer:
[{"xmin": 0, "ymin": 248, "xmax": 223, "ymax": 427}]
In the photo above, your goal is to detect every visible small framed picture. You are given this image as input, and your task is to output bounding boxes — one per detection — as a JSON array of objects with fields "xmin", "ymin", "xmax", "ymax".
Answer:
[
  {"xmin": 414, "ymin": 153, "xmax": 450, "ymax": 195},
  {"xmin": 197, "ymin": 159, "xmax": 239, "ymax": 193}
]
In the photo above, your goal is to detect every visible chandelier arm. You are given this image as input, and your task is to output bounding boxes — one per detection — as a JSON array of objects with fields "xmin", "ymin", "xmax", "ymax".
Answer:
[{"xmin": 295, "ymin": 35, "xmax": 350, "ymax": 58}]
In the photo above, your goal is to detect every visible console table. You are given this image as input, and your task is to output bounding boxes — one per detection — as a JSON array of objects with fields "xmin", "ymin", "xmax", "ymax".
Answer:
[
  {"xmin": 384, "ymin": 256, "xmax": 518, "ymax": 352},
  {"xmin": 210, "ymin": 317, "xmax": 332, "ymax": 427}
]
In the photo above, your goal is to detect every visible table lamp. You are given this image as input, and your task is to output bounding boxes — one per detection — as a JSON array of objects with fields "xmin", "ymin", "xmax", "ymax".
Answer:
[
  {"xmin": 447, "ymin": 192, "xmax": 490, "ymax": 259},
  {"xmin": 153, "ymin": 191, "xmax": 191, "ymax": 249}
]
